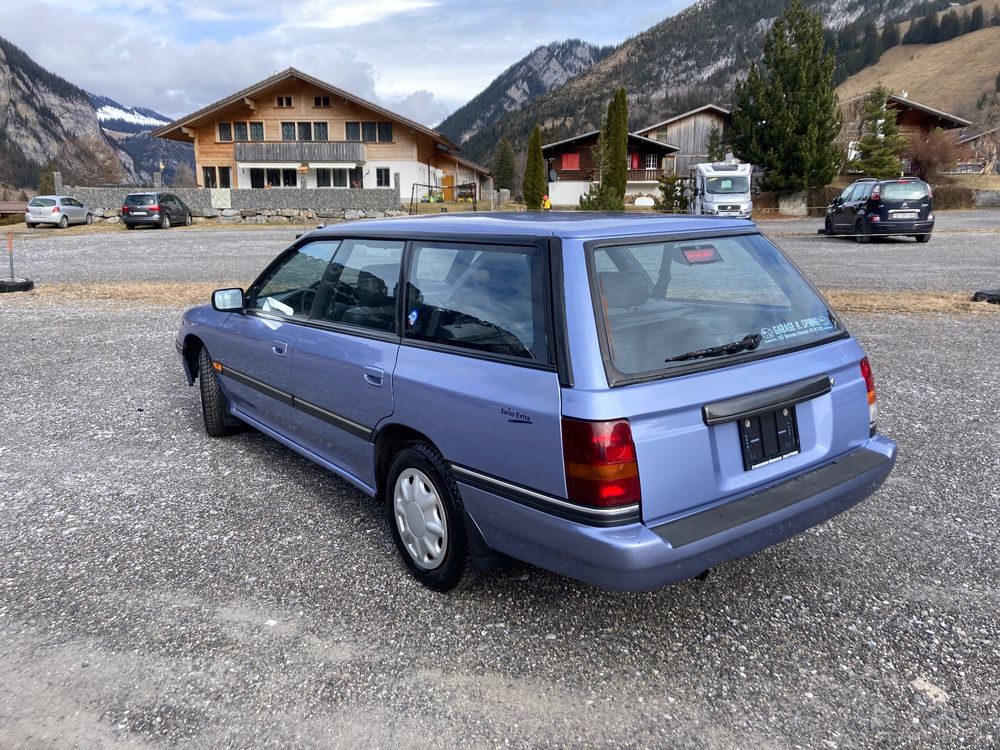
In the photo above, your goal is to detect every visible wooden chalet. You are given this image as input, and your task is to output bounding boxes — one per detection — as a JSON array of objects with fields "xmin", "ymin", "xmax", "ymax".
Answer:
[
  {"xmin": 151, "ymin": 68, "xmax": 490, "ymax": 201},
  {"xmin": 635, "ymin": 104, "xmax": 731, "ymax": 173}
]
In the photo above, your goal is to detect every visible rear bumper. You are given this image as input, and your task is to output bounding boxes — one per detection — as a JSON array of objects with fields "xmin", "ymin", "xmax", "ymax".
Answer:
[
  {"xmin": 459, "ymin": 435, "xmax": 896, "ymax": 592},
  {"xmin": 25, "ymin": 215, "xmax": 61, "ymax": 225},
  {"xmin": 123, "ymin": 214, "xmax": 164, "ymax": 225},
  {"xmin": 870, "ymin": 220, "xmax": 933, "ymax": 235}
]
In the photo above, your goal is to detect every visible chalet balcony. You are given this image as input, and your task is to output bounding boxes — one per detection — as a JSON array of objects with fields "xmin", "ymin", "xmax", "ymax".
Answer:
[
  {"xmin": 235, "ymin": 141, "xmax": 366, "ymax": 164},
  {"xmin": 627, "ymin": 169, "xmax": 665, "ymax": 183}
]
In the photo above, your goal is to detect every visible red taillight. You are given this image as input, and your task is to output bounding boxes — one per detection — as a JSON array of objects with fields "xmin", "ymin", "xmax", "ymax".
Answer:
[
  {"xmin": 51, "ymin": 206, "xmax": 61, "ymax": 213},
  {"xmin": 148, "ymin": 204, "xmax": 160, "ymax": 212},
  {"xmin": 927, "ymin": 184, "xmax": 933, "ymax": 198},
  {"xmin": 860, "ymin": 357, "xmax": 878, "ymax": 433},
  {"xmin": 24, "ymin": 206, "xmax": 30, "ymax": 213},
  {"xmin": 562, "ymin": 417, "xmax": 641, "ymax": 508},
  {"xmin": 122, "ymin": 205, "xmax": 129, "ymax": 213}
]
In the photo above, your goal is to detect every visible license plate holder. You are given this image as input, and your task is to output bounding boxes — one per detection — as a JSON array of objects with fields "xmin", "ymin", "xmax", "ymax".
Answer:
[
  {"xmin": 132, "ymin": 211, "xmax": 148, "ymax": 216},
  {"xmin": 738, "ymin": 406, "xmax": 800, "ymax": 470},
  {"xmin": 892, "ymin": 211, "xmax": 918, "ymax": 220}
]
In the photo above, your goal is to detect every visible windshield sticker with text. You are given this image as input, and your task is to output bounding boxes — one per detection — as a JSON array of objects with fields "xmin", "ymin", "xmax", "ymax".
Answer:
[{"xmin": 761, "ymin": 315, "xmax": 834, "ymax": 343}]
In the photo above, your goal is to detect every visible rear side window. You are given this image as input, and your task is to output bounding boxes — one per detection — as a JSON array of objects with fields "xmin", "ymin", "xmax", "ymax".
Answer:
[
  {"xmin": 405, "ymin": 243, "xmax": 550, "ymax": 363},
  {"xmin": 250, "ymin": 241, "xmax": 340, "ymax": 317},
  {"xmin": 29, "ymin": 198, "xmax": 55, "ymax": 207},
  {"xmin": 125, "ymin": 194, "xmax": 155, "ymax": 206},
  {"xmin": 882, "ymin": 182, "xmax": 928, "ymax": 201},
  {"xmin": 313, "ymin": 239, "xmax": 404, "ymax": 333},
  {"xmin": 591, "ymin": 234, "xmax": 841, "ymax": 381}
]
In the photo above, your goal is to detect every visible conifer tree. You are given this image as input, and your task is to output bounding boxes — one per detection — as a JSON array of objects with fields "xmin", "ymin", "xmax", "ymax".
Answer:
[
  {"xmin": 861, "ymin": 22, "xmax": 881, "ymax": 66},
  {"xmin": 850, "ymin": 86, "xmax": 907, "ymax": 178},
  {"xmin": 491, "ymin": 137, "xmax": 516, "ymax": 192},
  {"xmin": 598, "ymin": 87, "xmax": 629, "ymax": 210},
  {"xmin": 523, "ymin": 125, "xmax": 546, "ymax": 211},
  {"xmin": 970, "ymin": 5, "xmax": 985, "ymax": 31},
  {"xmin": 730, "ymin": 0, "xmax": 842, "ymax": 190},
  {"xmin": 881, "ymin": 22, "xmax": 901, "ymax": 51},
  {"xmin": 706, "ymin": 126, "xmax": 726, "ymax": 161}
]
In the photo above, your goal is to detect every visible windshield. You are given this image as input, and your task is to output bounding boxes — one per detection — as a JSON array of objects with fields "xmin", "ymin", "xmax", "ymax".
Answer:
[
  {"xmin": 705, "ymin": 176, "xmax": 749, "ymax": 194},
  {"xmin": 882, "ymin": 182, "xmax": 928, "ymax": 201},
  {"xmin": 590, "ymin": 234, "xmax": 842, "ymax": 381}
]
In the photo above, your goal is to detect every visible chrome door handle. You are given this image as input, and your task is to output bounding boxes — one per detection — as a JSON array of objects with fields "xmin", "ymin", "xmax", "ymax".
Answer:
[
  {"xmin": 363, "ymin": 366, "xmax": 384, "ymax": 387},
  {"xmin": 272, "ymin": 343, "xmax": 286, "ymax": 357}
]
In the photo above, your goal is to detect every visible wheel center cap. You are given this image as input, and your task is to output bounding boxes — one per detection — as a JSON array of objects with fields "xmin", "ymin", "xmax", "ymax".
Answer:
[{"xmin": 404, "ymin": 502, "xmax": 426, "ymax": 536}]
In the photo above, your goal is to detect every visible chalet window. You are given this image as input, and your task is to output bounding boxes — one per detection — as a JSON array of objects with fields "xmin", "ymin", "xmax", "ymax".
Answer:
[
  {"xmin": 362, "ymin": 121, "xmax": 377, "ymax": 142},
  {"xmin": 250, "ymin": 168, "xmax": 266, "ymax": 188},
  {"xmin": 203, "ymin": 167, "xmax": 218, "ymax": 188},
  {"xmin": 282, "ymin": 168, "xmax": 297, "ymax": 187},
  {"xmin": 281, "ymin": 122, "xmax": 296, "ymax": 141},
  {"xmin": 316, "ymin": 168, "xmax": 332, "ymax": 188},
  {"xmin": 217, "ymin": 122, "xmax": 232, "ymax": 142},
  {"xmin": 298, "ymin": 122, "xmax": 313, "ymax": 141},
  {"xmin": 561, "ymin": 153, "xmax": 580, "ymax": 170},
  {"xmin": 377, "ymin": 122, "xmax": 393, "ymax": 142},
  {"xmin": 645, "ymin": 154, "xmax": 660, "ymax": 170},
  {"xmin": 313, "ymin": 122, "xmax": 328, "ymax": 141},
  {"xmin": 276, "ymin": 96, "xmax": 292, "ymax": 108},
  {"xmin": 314, "ymin": 96, "xmax": 331, "ymax": 108},
  {"xmin": 250, "ymin": 122, "xmax": 264, "ymax": 141},
  {"xmin": 218, "ymin": 166, "xmax": 231, "ymax": 189},
  {"xmin": 351, "ymin": 166, "xmax": 364, "ymax": 187},
  {"xmin": 376, "ymin": 167, "xmax": 390, "ymax": 187},
  {"xmin": 266, "ymin": 168, "xmax": 280, "ymax": 187},
  {"xmin": 346, "ymin": 121, "xmax": 394, "ymax": 143},
  {"xmin": 332, "ymin": 168, "xmax": 348, "ymax": 188},
  {"xmin": 233, "ymin": 122, "xmax": 248, "ymax": 142},
  {"xmin": 346, "ymin": 122, "xmax": 361, "ymax": 141}
]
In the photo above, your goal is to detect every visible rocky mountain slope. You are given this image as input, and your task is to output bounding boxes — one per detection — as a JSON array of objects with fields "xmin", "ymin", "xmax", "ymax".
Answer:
[
  {"xmin": 455, "ymin": 0, "xmax": 950, "ymax": 164},
  {"xmin": 436, "ymin": 40, "xmax": 611, "ymax": 146}
]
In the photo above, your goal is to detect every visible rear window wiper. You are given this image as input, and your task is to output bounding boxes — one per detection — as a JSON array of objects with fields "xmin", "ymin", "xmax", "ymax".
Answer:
[{"xmin": 665, "ymin": 333, "xmax": 762, "ymax": 363}]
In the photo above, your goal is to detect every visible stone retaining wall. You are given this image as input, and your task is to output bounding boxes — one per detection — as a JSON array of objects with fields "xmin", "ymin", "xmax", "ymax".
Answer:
[
  {"xmin": 973, "ymin": 190, "xmax": 1000, "ymax": 208},
  {"xmin": 57, "ymin": 172, "xmax": 403, "ymax": 223}
]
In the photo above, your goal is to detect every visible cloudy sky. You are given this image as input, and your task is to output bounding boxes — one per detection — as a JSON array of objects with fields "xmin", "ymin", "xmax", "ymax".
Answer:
[{"xmin": 5, "ymin": 0, "xmax": 690, "ymax": 126}]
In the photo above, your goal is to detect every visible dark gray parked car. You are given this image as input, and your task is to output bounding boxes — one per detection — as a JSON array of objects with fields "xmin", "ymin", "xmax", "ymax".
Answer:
[{"xmin": 122, "ymin": 192, "xmax": 193, "ymax": 229}]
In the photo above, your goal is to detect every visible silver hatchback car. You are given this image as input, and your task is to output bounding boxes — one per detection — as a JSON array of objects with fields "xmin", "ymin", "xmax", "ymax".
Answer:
[{"xmin": 24, "ymin": 195, "xmax": 93, "ymax": 228}]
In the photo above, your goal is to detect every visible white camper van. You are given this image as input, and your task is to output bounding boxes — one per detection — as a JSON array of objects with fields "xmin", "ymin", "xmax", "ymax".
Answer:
[{"xmin": 689, "ymin": 162, "xmax": 753, "ymax": 218}]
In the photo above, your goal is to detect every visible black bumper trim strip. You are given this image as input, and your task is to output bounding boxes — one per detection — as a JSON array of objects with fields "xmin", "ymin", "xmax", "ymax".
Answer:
[
  {"xmin": 452, "ymin": 465, "xmax": 640, "ymax": 527},
  {"xmin": 702, "ymin": 375, "xmax": 832, "ymax": 426},
  {"xmin": 651, "ymin": 448, "xmax": 890, "ymax": 548}
]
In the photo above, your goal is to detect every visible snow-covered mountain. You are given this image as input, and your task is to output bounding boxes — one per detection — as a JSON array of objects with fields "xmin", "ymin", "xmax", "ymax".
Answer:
[{"xmin": 89, "ymin": 94, "xmax": 171, "ymax": 135}]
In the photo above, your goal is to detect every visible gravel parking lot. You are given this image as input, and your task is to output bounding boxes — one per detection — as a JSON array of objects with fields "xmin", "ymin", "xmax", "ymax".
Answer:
[{"xmin": 1, "ymin": 219, "xmax": 998, "ymax": 748}]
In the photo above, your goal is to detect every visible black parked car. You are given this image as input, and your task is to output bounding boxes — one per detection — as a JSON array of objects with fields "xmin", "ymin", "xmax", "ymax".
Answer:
[
  {"xmin": 824, "ymin": 177, "xmax": 934, "ymax": 243},
  {"xmin": 122, "ymin": 192, "xmax": 193, "ymax": 229}
]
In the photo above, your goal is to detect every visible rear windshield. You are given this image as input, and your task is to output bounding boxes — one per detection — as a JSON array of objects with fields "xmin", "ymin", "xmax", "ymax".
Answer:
[
  {"xmin": 125, "ymin": 194, "xmax": 156, "ymax": 205},
  {"xmin": 591, "ymin": 234, "xmax": 842, "ymax": 382},
  {"xmin": 28, "ymin": 198, "xmax": 56, "ymax": 207},
  {"xmin": 882, "ymin": 182, "xmax": 928, "ymax": 201},
  {"xmin": 705, "ymin": 176, "xmax": 749, "ymax": 194}
]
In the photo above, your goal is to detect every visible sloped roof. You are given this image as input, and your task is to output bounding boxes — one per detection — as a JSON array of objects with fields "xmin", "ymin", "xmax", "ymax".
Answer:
[
  {"xmin": 152, "ymin": 67, "xmax": 459, "ymax": 150},
  {"xmin": 542, "ymin": 130, "xmax": 680, "ymax": 153},
  {"xmin": 840, "ymin": 92, "xmax": 972, "ymax": 129},
  {"xmin": 636, "ymin": 104, "xmax": 731, "ymax": 135}
]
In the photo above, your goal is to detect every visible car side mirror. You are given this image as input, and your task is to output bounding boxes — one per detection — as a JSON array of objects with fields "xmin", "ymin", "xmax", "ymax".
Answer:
[{"xmin": 212, "ymin": 287, "xmax": 245, "ymax": 312}]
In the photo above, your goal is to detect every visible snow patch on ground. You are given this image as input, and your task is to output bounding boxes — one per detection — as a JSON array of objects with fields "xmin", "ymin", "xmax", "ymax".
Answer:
[{"xmin": 96, "ymin": 105, "xmax": 168, "ymax": 128}]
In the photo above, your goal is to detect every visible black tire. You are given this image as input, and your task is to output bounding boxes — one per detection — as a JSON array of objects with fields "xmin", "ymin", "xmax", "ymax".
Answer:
[
  {"xmin": 197, "ymin": 346, "xmax": 236, "ymax": 437},
  {"xmin": 161, "ymin": 214, "xmax": 171, "ymax": 229},
  {"xmin": 0, "ymin": 277, "xmax": 34, "ymax": 293},
  {"xmin": 854, "ymin": 219, "xmax": 870, "ymax": 244},
  {"xmin": 185, "ymin": 213, "xmax": 193, "ymax": 226},
  {"xmin": 125, "ymin": 222, "xmax": 135, "ymax": 230},
  {"xmin": 385, "ymin": 442, "xmax": 473, "ymax": 592},
  {"xmin": 85, "ymin": 213, "xmax": 93, "ymax": 225},
  {"xmin": 915, "ymin": 233, "xmax": 931, "ymax": 243},
  {"xmin": 58, "ymin": 216, "xmax": 68, "ymax": 229},
  {"xmin": 824, "ymin": 216, "xmax": 835, "ymax": 236},
  {"xmin": 26, "ymin": 223, "xmax": 36, "ymax": 229}
]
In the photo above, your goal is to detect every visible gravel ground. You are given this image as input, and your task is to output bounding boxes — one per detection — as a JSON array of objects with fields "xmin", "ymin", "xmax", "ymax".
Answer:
[
  {"xmin": 1, "ymin": 291, "xmax": 998, "ymax": 747},
  {"xmin": 4, "ymin": 209, "xmax": 999, "ymax": 292}
]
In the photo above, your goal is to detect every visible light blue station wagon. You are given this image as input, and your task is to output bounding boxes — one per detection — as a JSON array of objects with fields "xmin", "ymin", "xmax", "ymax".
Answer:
[{"xmin": 177, "ymin": 213, "xmax": 896, "ymax": 592}]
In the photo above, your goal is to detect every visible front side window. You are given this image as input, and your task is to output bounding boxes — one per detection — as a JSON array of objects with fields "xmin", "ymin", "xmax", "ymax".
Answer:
[
  {"xmin": 405, "ymin": 243, "xmax": 550, "ymax": 362},
  {"xmin": 313, "ymin": 239, "xmax": 404, "ymax": 332},
  {"xmin": 591, "ymin": 234, "xmax": 841, "ymax": 381},
  {"xmin": 250, "ymin": 241, "xmax": 340, "ymax": 317}
]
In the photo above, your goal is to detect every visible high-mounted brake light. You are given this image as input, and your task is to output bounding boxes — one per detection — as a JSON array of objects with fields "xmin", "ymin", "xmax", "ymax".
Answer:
[
  {"xmin": 562, "ymin": 417, "xmax": 641, "ymax": 508},
  {"xmin": 860, "ymin": 357, "xmax": 878, "ymax": 435}
]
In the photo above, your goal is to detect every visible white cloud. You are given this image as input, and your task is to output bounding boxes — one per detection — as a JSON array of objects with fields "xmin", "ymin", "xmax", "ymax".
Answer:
[{"xmin": 280, "ymin": 0, "xmax": 440, "ymax": 30}]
